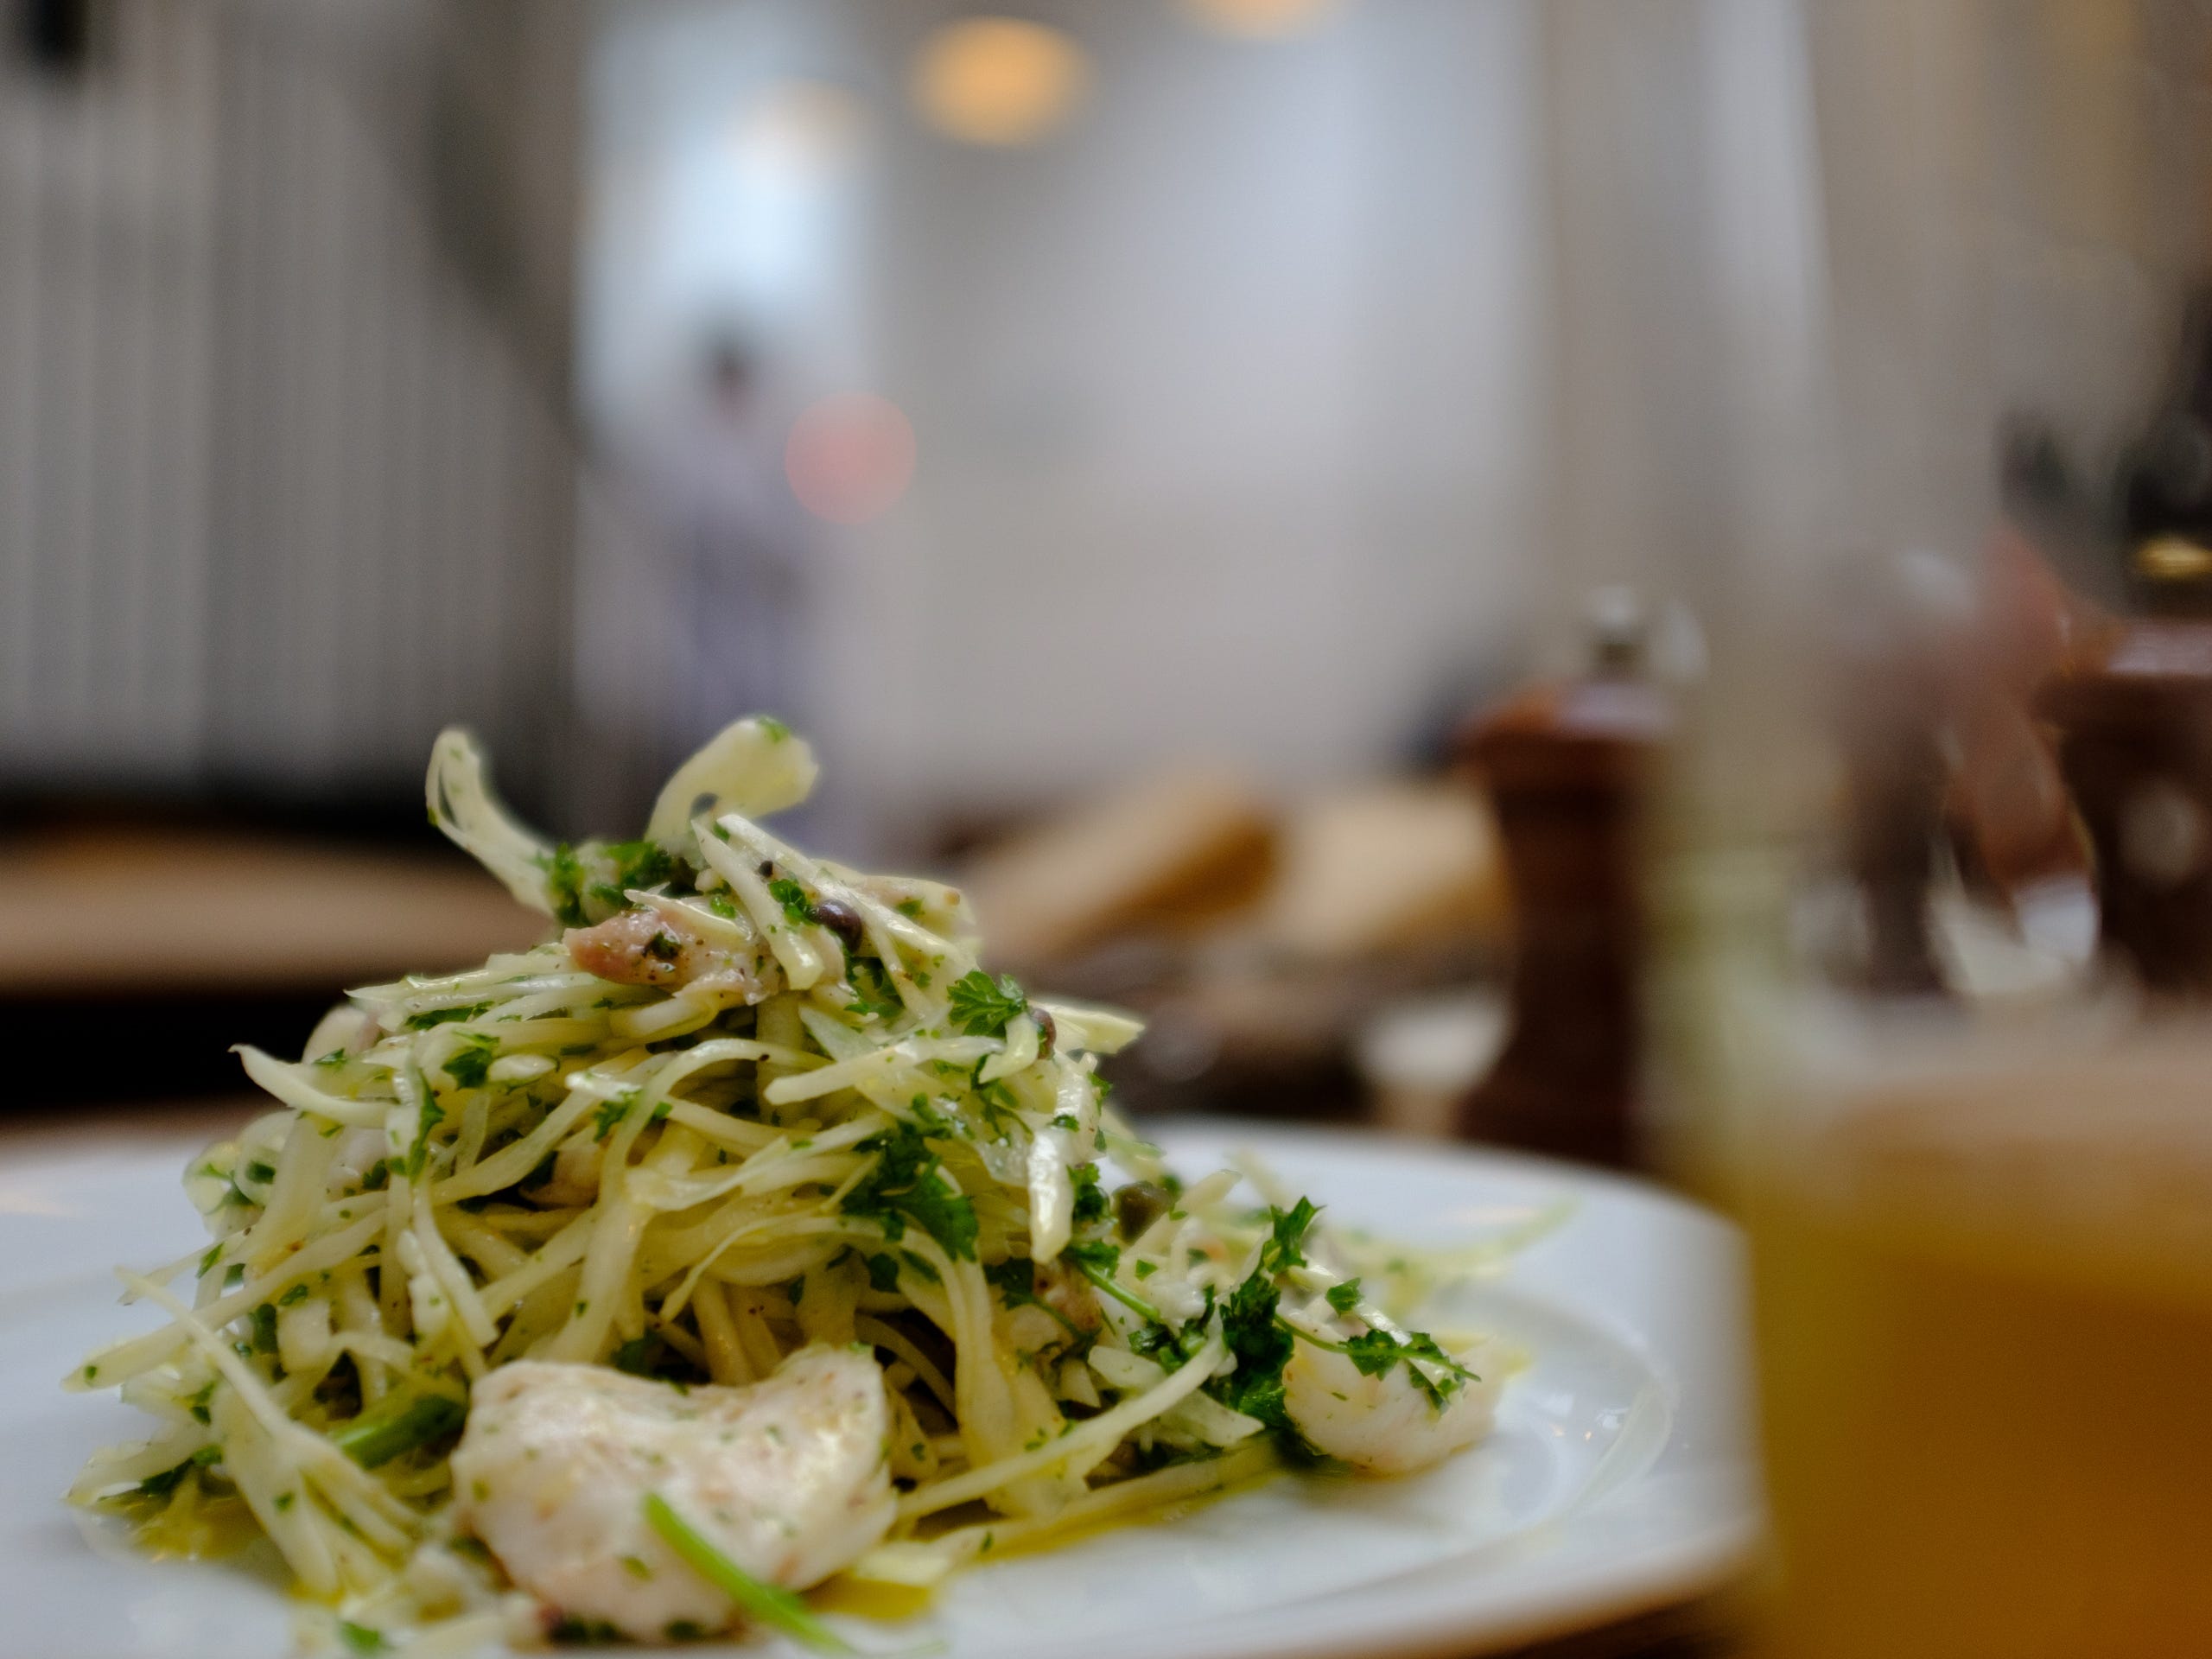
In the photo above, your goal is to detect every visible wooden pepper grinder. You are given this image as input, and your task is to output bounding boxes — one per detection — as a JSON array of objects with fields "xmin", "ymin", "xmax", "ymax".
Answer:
[
  {"xmin": 1455, "ymin": 594, "xmax": 1669, "ymax": 1167},
  {"xmin": 2040, "ymin": 620, "xmax": 2212, "ymax": 994}
]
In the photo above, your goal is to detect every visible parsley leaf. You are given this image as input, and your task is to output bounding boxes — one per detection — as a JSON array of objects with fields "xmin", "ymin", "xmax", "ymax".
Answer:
[
  {"xmin": 441, "ymin": 1033, "xmax": 498, "ymax": 1090},
  {"xmin": 612, "ymin": 1333, "xmax": 672, "ymax": 1377},
  {"xmin": 593, "ymin": 1087, "xmax": 643, "ymax": 1142},
  {"xmin": 1065, "ymin": 1238, "xmax": 1166, "ymax": 1322},
  {"xmin": 606, "ymin": 838, "xmax": 681, "ymax": 894},
  {"xmin": 1259, "ymin": 1198, "xmax": 1319, "ymax": 1277},
  {"xmin": 983, "ymin": 1256, "xmax": 1035, "ymax": 1305},
  {"xmin": 1063, "ymin": 1238, "xmax": 1120, "ymax": 1274},
  {"xmin": 404, "ymin": 1002, "xmax": 489, "ymax": 1031},
  {"xmin": 1344, "ymin": 1328, "xmax": 1402, "ymax": 1376},
  {"xmin": 134, "ymin": 1445, "xmax": 219, "ymax": 1501},
  {"xmin": 405, "ymin": 1090, "xmax": 446, "ymax": 1177},
  {"xmin": 845, "ymin": 954, "xmax": 902, "ymax": 1019},
  {"xmin": 1325, "ymin": 1278, "xmax": 1363, "ymax": 1316},
  {"xmin": 1395, "ymin": 1330, "xmax": 1478, "ymax": 1407},
  {"xmin": 543, "ymin": 843, "xmax": 590, "ymax": 928},
  {"xmin": 1071, "ymin": 1163, "xmax": 1109, "ymax": 1226},
  {"xmin": 767, "ymin": 876, "xmax": 817, "ymax": 928},
  {"xmin": 948, "ymin": 969, "xmax": 1027, "ymax": 1037},
  {"xmin": 863, "ymin": 1253, "xmax": 903, "ymax": 1293}
]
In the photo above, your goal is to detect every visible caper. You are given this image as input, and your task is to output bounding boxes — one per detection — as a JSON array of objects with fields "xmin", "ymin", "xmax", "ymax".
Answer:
[
  {"xmin": 812, "ymin": 899, "xmax": 865, "ymax": 952},
  {"xmin": 1115, "ymin": 1180, "xmax": 1172, "ymax": 1242}
]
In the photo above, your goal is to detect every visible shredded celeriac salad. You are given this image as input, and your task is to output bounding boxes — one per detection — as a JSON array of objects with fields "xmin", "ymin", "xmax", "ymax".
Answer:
[{"xmin": 67, "ymin": 718, "xmax": 1509, "ymax": 1652}]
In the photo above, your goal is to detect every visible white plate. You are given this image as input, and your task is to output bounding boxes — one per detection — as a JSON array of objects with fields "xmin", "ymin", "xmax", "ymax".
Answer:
[{"xmin": 0, "ymin": 1120, "xmax": 1760, "ymax": 1659}]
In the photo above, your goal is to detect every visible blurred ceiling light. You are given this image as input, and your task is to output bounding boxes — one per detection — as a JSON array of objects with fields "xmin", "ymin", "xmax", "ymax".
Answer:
[
  {"xmin": 1179, "ymin": 0, "xmax": 1340, "ymax": 40},
  {"xmin": 728, "ymin": 79, "xmax": 871, "ymax": 186},
  {"xmin": 785, "ymin": 394, "xmax": 917, "ymax": 525},
  {"xmin": 909, "ymin": 17, "xmax": 1087, "ymax": 147}
]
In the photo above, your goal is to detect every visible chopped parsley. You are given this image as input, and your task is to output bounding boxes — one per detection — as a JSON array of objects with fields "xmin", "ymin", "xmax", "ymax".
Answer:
[
  {"xmin": 331, "ymin": 1392, "xmax": 467, "ymax": 1469},
  {"xmin": 1192, "ymin": 1198, "xmax": 1330, "ymax": 1455},
  {"xmin": 441, "ymin": 1033, "xmax": 499, "ymax": 1089},
  {"xmin": 844, "ymin": 954, "xmax": 902, "ymax": 1019},
  {"xmin": 1065, "ymin": 1238, "xmax": 1164, "ymax": 1322},
  {"xmin": 543, "ymin": 843, "xmax": 590, "ymax": 928},
  {"xmin": 592, "ymin": 1087, "xmax": 645, "ymax": 1142},
  {"xmin": 767, "ymin": 876, "xmax": 817, "ymax": 928},
  {"xmin": 1325, "ymin": 1278, "xmax": 1363, "ymax": 1315},
  {"xmin": 1259, "ymin": 1198, "xmax": 1319, "ymax": 1276},
  {"xmin": 134, "ymin": 1445, "xmax": 219, "ymax": 1501},
  {"xmin": 544, "ymin": 838, "xmax": 683, "ymax": 928},
  {"xmin": 606, "ymin": 837, "xmax": 682, "ymax": 893},
  {"xmin": 1319, "ymin": 1326, "xmax": 1476, "ymax": 1408},
  {"xmin": 405, "ymin": 1090, "xmax": 446, "ymax": 1177},
  {"xmin": 337, "ymin": 1621, "xmax": 390, "ymax": 1656},
  {"xmin": 969, "ymin": 1065, "xmax": 1022, "ymax": 1131},
  {"xmin": 839, "ymin": 1121, "xmax": 977, "ymax": 1261},
  {"xmin": 863, "ymin": 1253, "xmax": 904, "ymax": 1293},
  {"xmin": 983, "ymin": 1256, "xmax": 1035, "ymax": 1305},
  {"xmin": 404, "ymin": 1001, "xmax": 490, "ymax": 1031},
  {"xmin": 612, "ymin": 1333, "xmax": 673, "ymax": 1377},
  {"xmin": 550, "ymin": 1617, "xmax": 624, "ymax": 1645},
  {"xmin": 1071, "ymin": 1163, "xmax": 1109, "ymax": 1226},
  {"xmin": 948, "ymin": 969, "xmax": 1027, "ymax": 1037}
]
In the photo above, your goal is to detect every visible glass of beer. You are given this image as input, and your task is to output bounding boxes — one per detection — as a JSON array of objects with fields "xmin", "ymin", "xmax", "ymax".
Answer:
[{"xmin": 1630, "ymin": 3, "xmax": 2212, "ymax": 1652}]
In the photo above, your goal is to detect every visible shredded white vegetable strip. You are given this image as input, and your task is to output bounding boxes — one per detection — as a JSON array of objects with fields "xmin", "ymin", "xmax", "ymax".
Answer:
[{"xmin": 67, "ymin": 715, "xmax": 1510, "ymax": 1649}]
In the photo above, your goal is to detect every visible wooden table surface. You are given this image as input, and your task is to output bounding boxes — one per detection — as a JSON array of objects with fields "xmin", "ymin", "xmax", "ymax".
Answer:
[{"xmin": 0, "ymin": 826, "xmax": 543, "ymax": 997}]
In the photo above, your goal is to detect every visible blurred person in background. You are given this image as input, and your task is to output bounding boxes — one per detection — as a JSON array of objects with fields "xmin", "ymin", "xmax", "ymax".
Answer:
[{"xmin": 627, "ymin": 330, "xmax": 815, "ymax": 771}]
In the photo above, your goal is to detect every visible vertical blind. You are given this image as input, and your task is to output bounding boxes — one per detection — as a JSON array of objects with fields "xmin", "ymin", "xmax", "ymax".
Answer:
[{"xmin": 0, "ymin": 0, "xmax": 582, "ymax": 804}]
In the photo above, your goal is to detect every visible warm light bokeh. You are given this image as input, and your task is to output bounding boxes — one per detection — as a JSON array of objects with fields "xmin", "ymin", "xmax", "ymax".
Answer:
[
  {"xmin": 908, "ymin": 16, "xmax": 1089, "ymax": 147},
  {"xmin": 1179, "ymin": 0, "xmax": 1341, "ymax": 41}
]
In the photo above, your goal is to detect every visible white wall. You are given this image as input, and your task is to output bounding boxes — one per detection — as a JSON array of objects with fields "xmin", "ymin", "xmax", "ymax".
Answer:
[{"xmin": 584, "ymin": 0, "xmax": 1554, "ymax": 850}]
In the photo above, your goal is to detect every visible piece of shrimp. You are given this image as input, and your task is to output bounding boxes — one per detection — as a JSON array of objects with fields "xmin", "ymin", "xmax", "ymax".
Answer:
[
  {"xmin": 1281, "ymin": 1332, "xmax": 1501, "ymax": 1476},
  {"xmin": 451, "ymin": 1345, "xmax": 893, "ymax": 1641}
]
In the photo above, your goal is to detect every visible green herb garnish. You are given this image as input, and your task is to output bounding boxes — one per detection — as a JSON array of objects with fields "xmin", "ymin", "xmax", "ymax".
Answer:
[
  {"xmin": 642, "ymin": 1493, "xmax": 853, "ymax": 1655},
  {"xmin": 948, "ymin": 969, "xmax": 1027, "ymax": 1037},
  {"xmin": 839, "ymin": 1121, "xmax": 977, "ymax": 1262},
  {"xmin": 330, "ymin": 1392, "xmax": 467, "ymax": 1468},
  {"xmin": 441, "ymin": 1033, "xmax": 499, "ymax": 1090}
]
